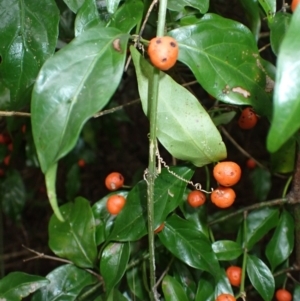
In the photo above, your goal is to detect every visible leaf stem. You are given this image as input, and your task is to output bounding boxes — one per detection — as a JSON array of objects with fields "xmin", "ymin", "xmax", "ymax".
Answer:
[
  {"xmin": 240, "ymin": 211, "xmax": 248, "ymax": 294},
  {"xmin": 146, "ymin": 1, "xmax": 168, "ymax": 300}
]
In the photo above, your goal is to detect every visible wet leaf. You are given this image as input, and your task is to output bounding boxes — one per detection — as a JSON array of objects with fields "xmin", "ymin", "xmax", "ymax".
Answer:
[
  {"xmin": 162, "ymin": 275, "xmax": 189, "ymax": 301},
  {"xmin": 212, "ymin": 240, "xmax": 243, "ymax": 261}
]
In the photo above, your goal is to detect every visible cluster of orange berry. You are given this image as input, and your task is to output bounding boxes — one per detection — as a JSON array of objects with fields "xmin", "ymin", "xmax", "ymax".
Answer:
[
  {"xmin": 216, "ymin": 266, "xmax": 292, "ymax": 301},
  {"xmin": 188, "ymin": 161, "xmax": 241, "ymax": 209}
]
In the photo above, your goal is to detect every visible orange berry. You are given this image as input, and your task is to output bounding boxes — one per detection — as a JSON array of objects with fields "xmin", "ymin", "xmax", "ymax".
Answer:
[
  {"xmin": 215, "ymin": 293, "xmax": 236, "ymax": 301},
  {"xmin": 211, "ymin": 186, "xmax": 236, "ymax": 208},
  {"xmin": 291, "ymin": 0, "xmax": 300, "ymax": 12},
  {"xmin": 105, "ymin": 172, "xmax": 124, "ymax": 191},
  {"xmin": 7, "ymin": 143, "xmax": 13, "ymax": 152},
  {"xmin": 154, "ymin": 223, "xmax": 165, "ymax": 234},
  {"xmin": 238, "ymin": 107, "xmax": 258, "ymax": 130},
  {"xmin": 187, "ymin": 190, "xmax": 206, "ymax": 207},
  {"xmin": 213, "ymin": 161, "xmax": 241, "ymax": 187},
  {"xmin": 0, "ymin": 169, "xmax": 5, "ymax": 177},
  {"xmin": 3, "ymin": 155, "xmax": 10, "ymax": 166},
  {"xmin": 246, "ymin": 158, "xmax": 256, "ymax": 169},
  {"xmin": 226, "ymin": 266, "xmax": 242, "ymax": 287},
  {"xmin": 275, "ymin": 289, "xmax": 292, "ymax": 301},
  {"xmin": 147, "ymin": 36, "xmax": 179, "ymax": 71},
  {"xmin": 0, "ymin": 133, "xmax": 11, "ymax": 145},
  {"xmin": 77, "ymin": 159, "xmax": 85, "ymax": 168},
  {"xmin": 106, "ymin": 195, "xmax": 126, "ymax": 215}
]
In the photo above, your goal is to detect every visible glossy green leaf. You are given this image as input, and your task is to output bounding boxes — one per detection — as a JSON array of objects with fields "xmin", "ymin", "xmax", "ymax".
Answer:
[
  {"xmin": 100, "ymin": 242, "xmax": 130, "ymax": 295},
  {"xmin": 212, "ymin": 240, "xmax": 243, "ymax": 261},
  {"xmin": 247, "ymin": 255, "xmax": 275, "ymax": 301},
  {"xmin": 48, "ymin": 197, "xmax": 97, "ymax": 268},
  {"xmin": 92, "ymin": 190, "xmax": 128, "ymax": 245},
  {"xmin": 108, "ymin": 166, "xmax": 194, "ymax": 241},
  {"xmin": 63, "ymin": 0, "xmax": 84, "ymax": 13},
  {"xmin": 212, "ymin": 111, "xmax": 236, "ymax": 126},
  {"xmin": 107, "ymin": 289, "xmax": 128, "ymax": 301},
  {"xmin": 0, "ymin": 0, "xmax": 59, "ymax": 110},
  {"xmin": 159, "ymin": 215, "xmax": 220, "ymax": 276},
  {"xmin": 266, "ymin": 210, "xmax": 294, "ymax": 271},
  {"xmin": 162, "ymin": 275, "xmax": 189, "ymax": 301},
  {"xmin": 214, "ymin": 270, "xmax": 233, "ymax": 298},
  {"xmin": 169, "ymin": 14, "xmax": 273, "ymax": 118},
  {"xmin": 108, "ymin": 0, "xmax": 144, "ymax": 33},
  {"xmin": 173, "ymin": 261, "xmax": 196, "ymax": 300},
  {"xmin": 106, "ymin": 0, "xmax": 121, "ymax": 13},
  {"xmin": 126, "ymin": 266, "xmax": 148, "ymax": 300},
  {"xmin": 0, "ymin": 272, "xmax": 48, "ymax": 301},
  {"xmin": 0, "ymin": 170, "xmax": 26, "ymax": 221},
  {"xmin": 167, "ymin": 0, "xmax": 209, "ymax": 14},
  {"xmin": 257, "ymin": 0, "xmax": 276, "ymax": 23},
  {"xmin": 269, "ymin": 12, "xmax": 291, "ymax": 56},
  {"xmin": 246, "ymin": 207, "xmax": 279, "ymax": 250},
  {"xmin": 75, "ymin": 0, "xmax": 103, "ymax": 36},
  {"xmin": 195, "ymin": 274, "xmax": 214, "ymax": 301},
  {"xmin": 267, "ymin": 8, "xmax": 300, "ymax": 152},
  {"xmin": 249, "ymin": 167, "xmax": 271, "ymax": 201},
  {"xmin": 270, "ymin": 138, "xmax": 296, "ymax": 173},
  {"xmin": 180, "ymin": 198, "xmax": 209, "ymax": 238},
  {"xmin": 31, "ymin": 264, "xmax": 97, "ymax": 301},
  {"xmin": 31, "ymin": 26, "xmax": 129, "ymax": 173},
  {"xmin": 239, "ymin": 0, "xmax": 261, "ymax": 41},
  {"xmin": 131, "ymin": 46, "xmax": 226, "ymax": 167}
]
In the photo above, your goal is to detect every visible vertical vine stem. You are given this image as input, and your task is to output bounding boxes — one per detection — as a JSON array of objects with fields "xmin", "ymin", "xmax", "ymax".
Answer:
[{"xmin": 146, "ymin": 0, "xmax": 168, "ymax": 300}]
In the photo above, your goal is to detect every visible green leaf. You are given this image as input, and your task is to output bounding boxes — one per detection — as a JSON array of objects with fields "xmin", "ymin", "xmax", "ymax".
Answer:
[
  {"xmin": 92, "ymin": 190, "xmax": 129, "ymax": 245},
  {"xmin": 31, "ymin": 26, "xmax": 129, "ymax": 173},
  {"xmin": 180, "ymin": 196, "xmax": 209, "ymax": 238},
  {"xmin": 212, "ymin": 111, "xmax": 236, "ymax": 127},
  {"xmin": 167, "ymin": 0, "xmax": 209, "ymax": 14},
  {"xmin": 239, "ymin": 0, "xmax": 261, "ymax": 41},
  {"xmin": 247, "ymin": 255, "xmax": 275, "ymax": 301},
  {"xmin": 249, "ymin": 168, "xmax": 271, "ymax": 202},
  {"xmin": 269, "ymin": 12, "xmax": 291, "ymax": 56},
  {"xmin": 162, "ymin": 275, "xmax": 189, "ymax": 301},
  {"xmin": 75, "ymin": 0, "xmax": 103, "ymax": 36},
  {"xmin": 0, "ymin": 170, "xmax": 26, "ymax": 221},
  {"xmin": 100, "ymin": 242, "xmax": 130, "ymax": 295},
  {"xmin": 0, "ymin": 0, "xmax": 59, "ymax": 110},
  {"xmin": 63, "ymin": 0, "xmax": 84, "ymax": 13},
  {"xmin": 108, "ymin": 166, "xmax": 194, "ymax": 241},
  {"xmin": 267, "ymin": 8, "xmax": 300, "ymax": 152},
  {"xmin": 0, "ymin": 272, "xmax": 48, "ymax": 301},
  {"xmin": 246, "ymin": 207, "xmax": 279, "ymax": 250},
  {"xmin": 48, "ymin": 197, "xmax": 97, "ymax": 268},
  {"xmin": 212, "ymin": 240, "xmax": 243, "ymax": 261},
  {"xmin": 108, "ymin": 0, "xmax": 144, "ymax": 33},
  {"xmin": 31, "ymin": 264, "xmax": 97, "ymax": 301},
  {"xmin": 107, "ymin": 289, "xmax": 130, "ymax": 301},
  {"xmin": 265, "ymin": 210, "xmax": 294, "ymax": 271},
  {"xmin": 257, "ymin": 0, "xmax": 276, "ymax": 23},
  {"xmin": 126, "ymin": 266, "xmax": 148, "ymax": 300},
  {"xmin": 106, "ymin": 0, "xmax": 121, "ymax": 14},
  {"xmin": 159, "ymin": 215, "xmax": 220, "ymax": 276},
  {"xmin": 195, "ymin": 274, "xmax": 214, "ymax": 301},
  {"xmin": 131, "ymin": 46, "xmax": 226, "ymax": 167},
  {"xmin": 270, "ymin": 138, "xmax": 296, "ymax": 173},
  {"xmin": 173, "ymin": 261, "xmax": 197, "ymax": 300},
  {"xmin": 169, "ymin": 14, "xmax": 273, "ymax": 118}
]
